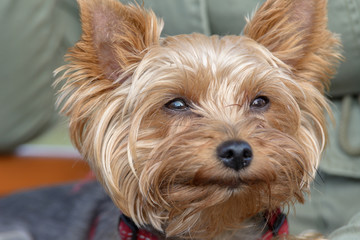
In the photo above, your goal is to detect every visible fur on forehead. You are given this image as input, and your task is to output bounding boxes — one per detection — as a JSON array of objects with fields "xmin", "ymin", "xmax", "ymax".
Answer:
[{"xmin": 138, "ymin": 34, "xmax": 289, "ymax": 79}]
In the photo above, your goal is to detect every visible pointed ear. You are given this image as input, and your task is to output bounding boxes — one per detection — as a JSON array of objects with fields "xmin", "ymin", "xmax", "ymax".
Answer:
[
  {"xmin": 244, "ymin": 0, "xmax": 341, "ymax": 91},
  {"xmin": 73, "ymin": 0, "xmax": 163, "ymax": 82}
]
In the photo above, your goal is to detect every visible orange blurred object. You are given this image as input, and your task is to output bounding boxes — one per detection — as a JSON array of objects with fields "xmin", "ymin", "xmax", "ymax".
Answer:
[{"xmin": 0, "ymin": 154, "xmax": 90, "ymax": 196}]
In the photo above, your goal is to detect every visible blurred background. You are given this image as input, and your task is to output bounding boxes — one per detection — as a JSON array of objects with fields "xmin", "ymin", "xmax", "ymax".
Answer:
[{"xmin": 0, "ymin": 0, "xmax": 359, "ymax": 237}]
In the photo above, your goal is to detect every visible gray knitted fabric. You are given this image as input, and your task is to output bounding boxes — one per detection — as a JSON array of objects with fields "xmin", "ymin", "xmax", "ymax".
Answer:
[{"xmin": 0, "ymin": 181, "xmax": 121, "ymax": 240}]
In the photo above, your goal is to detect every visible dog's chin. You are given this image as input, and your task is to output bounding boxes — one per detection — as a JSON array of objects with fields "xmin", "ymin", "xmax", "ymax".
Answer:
[{"xmin": 156, "ymin": 176, "xmax": 269, "ymax": 240}]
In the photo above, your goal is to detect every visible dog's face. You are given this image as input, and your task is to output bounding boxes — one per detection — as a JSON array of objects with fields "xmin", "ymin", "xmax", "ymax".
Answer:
[{"xmin": 56, "ymin": 0, "xmax": 341, "ymax": 238}]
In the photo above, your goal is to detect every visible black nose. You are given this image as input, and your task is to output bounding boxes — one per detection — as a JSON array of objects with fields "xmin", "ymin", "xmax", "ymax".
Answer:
[{"xmin": 217, "ymin": 140, "xmax": 253, "ymax": 171}]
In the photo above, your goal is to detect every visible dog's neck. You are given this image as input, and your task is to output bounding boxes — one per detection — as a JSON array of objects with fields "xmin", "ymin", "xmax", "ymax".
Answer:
[
  {"xmin": 119, "ymin": 210, "xmax": 287, "ymax": 240},
  {"xmin": 143, "ymin": 218, "xmax": 264, "ymax": 240}
]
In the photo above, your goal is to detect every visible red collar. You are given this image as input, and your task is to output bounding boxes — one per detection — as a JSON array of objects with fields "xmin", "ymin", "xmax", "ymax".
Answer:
[
  {"xmin": 119, "ymin": 214, "xmax": 158, "ymax": 240},
  {"xmin": 117, "ymin": 209, "xmax": 288, "ymax": 240}
]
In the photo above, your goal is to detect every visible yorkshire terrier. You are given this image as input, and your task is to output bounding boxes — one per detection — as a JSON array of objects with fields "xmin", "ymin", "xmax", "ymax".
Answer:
[{"xmin": 56, "ymin": 0, "xmax": 341, "ymax": 239}]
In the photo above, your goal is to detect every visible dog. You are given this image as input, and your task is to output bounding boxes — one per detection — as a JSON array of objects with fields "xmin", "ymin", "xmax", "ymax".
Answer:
[{"xmin": 55, "ymin": 0, "xmax": 341, "ymax": 239}]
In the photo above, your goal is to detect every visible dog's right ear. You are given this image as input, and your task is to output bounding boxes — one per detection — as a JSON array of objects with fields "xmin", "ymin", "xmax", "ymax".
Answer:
[
  {"xmin": 55, "ymin": 0, "xmax": 163, "ymax": 151},
  {"xmin": 69, "ymin": 0, "xmax": 163, "ymax": 82}
]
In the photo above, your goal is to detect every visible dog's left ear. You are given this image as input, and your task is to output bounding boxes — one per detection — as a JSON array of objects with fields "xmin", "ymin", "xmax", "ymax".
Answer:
[{"xmin": 244, "ymin": 0, "xmax": 341, "ymax": 92}]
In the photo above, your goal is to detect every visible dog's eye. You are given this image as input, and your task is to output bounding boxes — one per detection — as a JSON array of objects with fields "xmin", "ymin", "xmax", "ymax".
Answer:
[
  {"xmin": 250, "ymin": 96, "xmax": 269, "ymax": 110},
  {"xmin": 165, "ymin": 98, "xmax": 190, "ymax": 111}
]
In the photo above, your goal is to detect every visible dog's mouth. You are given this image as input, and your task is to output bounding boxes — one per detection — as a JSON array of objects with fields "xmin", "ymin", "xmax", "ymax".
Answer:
[
  {"xmin": 185, "ymin": 164, "xmax": 260, "ymax": 189},
  {"xmin": 190, "ymin": 176, "xmax": 245, "ymax": 189},
  {"xmin": 189, "ymin": 171, "xmax": 270, "ymax": 190}
]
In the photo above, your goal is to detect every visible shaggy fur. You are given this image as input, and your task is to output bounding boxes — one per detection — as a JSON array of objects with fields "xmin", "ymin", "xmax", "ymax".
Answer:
[{"xmin": 55, "ymin": 0, "xmax": 341, "ymax": 239}]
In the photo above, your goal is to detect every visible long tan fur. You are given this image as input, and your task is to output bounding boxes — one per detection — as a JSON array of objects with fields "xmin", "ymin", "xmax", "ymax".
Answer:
[{"xmin": 55, "ymin": 0, "xmax": 341, "ymax": 239}]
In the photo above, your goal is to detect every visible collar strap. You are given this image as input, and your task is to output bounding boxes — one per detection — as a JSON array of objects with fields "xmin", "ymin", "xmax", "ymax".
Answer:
[{"xmin": 261, "ymin": 209, "xmax": 289, "ymax": 240}]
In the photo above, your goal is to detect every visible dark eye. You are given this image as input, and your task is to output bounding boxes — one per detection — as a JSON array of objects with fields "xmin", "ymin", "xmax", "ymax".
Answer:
[
  {"xmin": 165, "ymin": 98, "xmax": 190, "ymax": 111},
  {"xmin": 250, "ymin": 96, "xmax": 270, "ymax": 110}
]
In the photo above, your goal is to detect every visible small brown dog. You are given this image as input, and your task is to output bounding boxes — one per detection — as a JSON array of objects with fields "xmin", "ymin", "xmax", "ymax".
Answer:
[{"xmin": 56, "ymin": 0, "xmax": 341, "ymax": 239}]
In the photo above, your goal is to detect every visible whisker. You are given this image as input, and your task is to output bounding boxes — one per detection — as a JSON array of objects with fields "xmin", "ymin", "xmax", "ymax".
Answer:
[{"xmin": 314, "ymin": 168, "xmax": 325, "ymax": 185}]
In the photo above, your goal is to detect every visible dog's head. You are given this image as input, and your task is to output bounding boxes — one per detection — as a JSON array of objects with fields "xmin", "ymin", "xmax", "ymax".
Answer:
[{"xmin": 56, "ymin": 0, "xmax": 341, "ymax": 238}]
